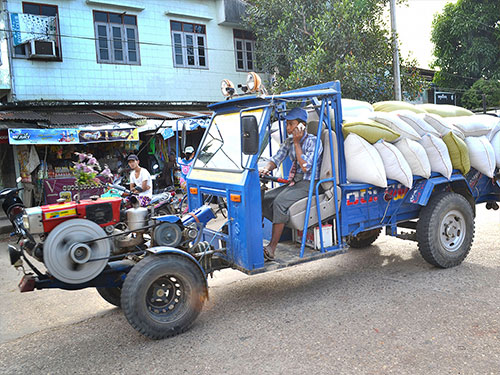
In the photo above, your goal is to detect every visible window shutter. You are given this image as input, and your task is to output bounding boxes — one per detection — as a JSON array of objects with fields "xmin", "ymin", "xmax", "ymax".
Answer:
[
  {"xmin": 172, "ymin": 32, "xmax": 184, "ymax": 66},
  {"xmin": 125, "ymin": 26, "xmax": 138, "ymax": 63}
]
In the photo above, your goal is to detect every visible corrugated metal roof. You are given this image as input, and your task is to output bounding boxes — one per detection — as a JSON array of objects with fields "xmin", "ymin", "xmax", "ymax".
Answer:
[
  {"xmin": 0, "ymin": 111, "xmax": 48, "ymax": 121},
  {"xmin": 0, "ymin": 123, "xmax": 32, "ymax": 129},
  {"xmin": 43, "ymin": 112, "xmax": 113, "ymax": 126},
  {"xmin": 95, "ymin": 111, "xmax": 136, "ymax": 121},
  {"xmin": 134, "ymin": 112, "xmax": 171, "ymax": 119},
  {"xmin": 0, "ymin": 109, "xmax": 212, "ymax": 127},
  {"xmin": 169, "ymin": 111, "xmax": 202, "ymax": 117},
  {"xmin": 132, "ymin": 111, "xmax": 212, "ymax": 119}
]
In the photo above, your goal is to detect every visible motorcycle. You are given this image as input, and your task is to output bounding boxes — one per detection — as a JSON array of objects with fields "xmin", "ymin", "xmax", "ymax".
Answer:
[
  {"xmin": 104, "ymin": 178, "xmax": 178, "ymax": 216},
  {"xmin": 0, "ymin": 178, "xmax": 25, "ymax": 236}
]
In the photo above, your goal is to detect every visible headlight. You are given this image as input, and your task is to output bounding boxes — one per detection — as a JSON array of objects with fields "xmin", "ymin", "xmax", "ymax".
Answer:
[
  {"xmin": 22, "ymin": 213, "xmax": 29, "ymax": 230},
  {"xmin": 23, "ymin": 207, "xmax": 43, "ymax": 234},
  {"xmin": 220, "ymin": 79, "xmax": 235, "ymax": 97},
  {"xmin": 246, "ymin": 72, "xmax": 261, "ymax": 93}
]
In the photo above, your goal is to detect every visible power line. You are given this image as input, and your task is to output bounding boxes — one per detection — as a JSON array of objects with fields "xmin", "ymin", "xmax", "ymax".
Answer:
[{"xmin": 1, "ymin": 23, "xmax": 495, "ymax": 89}]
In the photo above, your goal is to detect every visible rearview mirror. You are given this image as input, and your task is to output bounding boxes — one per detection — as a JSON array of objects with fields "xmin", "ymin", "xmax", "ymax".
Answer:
[{"xmin": 241, "ymin": 115, "xmax": 259, "ymax": 155}]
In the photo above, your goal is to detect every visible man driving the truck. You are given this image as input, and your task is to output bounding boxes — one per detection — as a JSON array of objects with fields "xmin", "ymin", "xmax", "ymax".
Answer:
[{"xmin": 259, "ymin": 107, "xmax": 323, "ymax": 261}]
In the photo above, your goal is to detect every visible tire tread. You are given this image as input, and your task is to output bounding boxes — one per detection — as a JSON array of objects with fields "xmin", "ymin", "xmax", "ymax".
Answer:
[{"xmin": 416, "ymin": 192, "xmax": 475, "ymax": 268}]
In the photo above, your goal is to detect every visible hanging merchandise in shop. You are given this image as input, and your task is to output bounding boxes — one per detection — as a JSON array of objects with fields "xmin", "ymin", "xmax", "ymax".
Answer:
[
  {"xmin": 0, "ymin": 129, "xmax": 8, "ymax": 144},
  {"xmin": 160, "ymin": 117, "xmax": 210, "ymax": 139}
]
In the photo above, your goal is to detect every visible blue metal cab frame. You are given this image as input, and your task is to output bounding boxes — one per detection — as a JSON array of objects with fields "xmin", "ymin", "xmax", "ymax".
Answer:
[{"xmin": 182, "ymin": 81, "xmax": 500, "ymax": 274}]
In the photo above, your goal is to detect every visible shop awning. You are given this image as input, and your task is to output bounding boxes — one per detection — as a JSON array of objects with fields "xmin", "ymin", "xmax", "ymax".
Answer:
[
  {"xmin": 138, "ymin": 117, "xmax": 212, "ymax": 139},
  {"xmin": 8, "ymin": 123, "xmax": 138, "ymax": 145}
]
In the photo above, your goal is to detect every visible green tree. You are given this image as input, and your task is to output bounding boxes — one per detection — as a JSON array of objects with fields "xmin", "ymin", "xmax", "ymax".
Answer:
[
  {"xmin": 461, "ymin": 79, "xmax": 500, "ymax": 110},
  {"xmin": 244, "ymin": 0, "xmax": 425, "ymax": 102},
  {"xmin": 431, "ymin": 0, "xmax": 500, "ymax": 91}
]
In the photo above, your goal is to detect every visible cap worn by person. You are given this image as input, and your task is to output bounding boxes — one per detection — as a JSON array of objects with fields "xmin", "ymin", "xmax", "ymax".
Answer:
[
  {"xmin": 127, "ymin": 154, "xmax": 139, "ymax": 161},
  {"xmin": 284, "ymin": 107, "xmax": 308, "ymax": 123},
  {"xmin": 185, "ymin": 146, "xmax": 195, "ymax": 154}
]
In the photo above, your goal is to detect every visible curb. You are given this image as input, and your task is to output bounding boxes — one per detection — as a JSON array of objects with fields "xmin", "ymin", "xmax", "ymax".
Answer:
[{"xmin": 0, "ymin": 220, "xmax": 13, "ymax": 235}]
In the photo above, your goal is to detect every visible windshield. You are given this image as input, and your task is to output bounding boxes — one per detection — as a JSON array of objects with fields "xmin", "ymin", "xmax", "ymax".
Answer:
[{"xmin": 194, "ymin": 109, "xmax": 264, "ymax": 171}]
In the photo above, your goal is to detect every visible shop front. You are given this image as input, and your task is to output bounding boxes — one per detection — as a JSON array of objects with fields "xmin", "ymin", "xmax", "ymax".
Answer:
[
  {"xmin": 8, "ymin": 124, "xmax": 139, "ymax": 206},
  {"xmin": 0, "ymin": 129, "xmax": 17, "ymax": 190},
  {"xmin": 137, "ymin": 116, "xmax": 210, "ymax": 192}
]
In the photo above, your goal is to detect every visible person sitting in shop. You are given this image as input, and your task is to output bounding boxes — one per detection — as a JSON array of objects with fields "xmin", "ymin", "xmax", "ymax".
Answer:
[
  {"xmin": 179, "ymin": 146, "xmax": 195, "ymax": 191},
  {"xmin": 127, "ymin": 154, "xmax": 153, "ymax": 206}
]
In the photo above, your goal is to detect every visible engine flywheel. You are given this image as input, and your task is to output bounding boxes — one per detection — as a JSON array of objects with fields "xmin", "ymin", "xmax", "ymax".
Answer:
[{"xmin": 43, "ymin": 219, "xmax": 111, "ymax": 284}]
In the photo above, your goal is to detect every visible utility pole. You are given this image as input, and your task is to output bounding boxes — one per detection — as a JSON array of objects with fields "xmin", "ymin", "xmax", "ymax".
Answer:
[{"xmin": 390, "ymin": 0, "xmax": 402, "ymax": 101}]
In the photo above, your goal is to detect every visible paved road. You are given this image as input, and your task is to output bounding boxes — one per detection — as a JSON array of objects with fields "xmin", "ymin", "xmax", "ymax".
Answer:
[{"xmin": 0, "ymin": 207, "xmax": 499, "ymax": 374}]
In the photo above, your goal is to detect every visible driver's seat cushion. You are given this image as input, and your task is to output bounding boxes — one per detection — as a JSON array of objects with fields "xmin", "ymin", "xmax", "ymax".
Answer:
[{"xmin": 287, "ymin": 128, "xmax": 340, "ymax": 230}]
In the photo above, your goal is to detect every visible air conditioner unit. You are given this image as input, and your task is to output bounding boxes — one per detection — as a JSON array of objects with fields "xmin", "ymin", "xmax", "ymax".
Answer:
[{"xmin": 27, "ymin": 40, "xmax": 57, "ymax": 59}]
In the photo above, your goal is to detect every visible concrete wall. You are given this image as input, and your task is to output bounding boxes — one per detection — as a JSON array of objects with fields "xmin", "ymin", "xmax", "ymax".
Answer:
[{"xmin": 8, "ymin": 0, "xmax": 251, "ymax": 103}]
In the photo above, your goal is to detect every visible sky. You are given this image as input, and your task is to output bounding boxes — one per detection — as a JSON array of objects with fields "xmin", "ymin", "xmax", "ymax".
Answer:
[{"xmin": 394, "ymin": 0, "xmax": 458, "ymax": 69}]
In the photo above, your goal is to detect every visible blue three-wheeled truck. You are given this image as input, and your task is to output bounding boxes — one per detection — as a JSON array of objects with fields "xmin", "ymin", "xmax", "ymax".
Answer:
[{"xmin": 3, "ymin": 80, "xmax": 500, "ymax": 339}]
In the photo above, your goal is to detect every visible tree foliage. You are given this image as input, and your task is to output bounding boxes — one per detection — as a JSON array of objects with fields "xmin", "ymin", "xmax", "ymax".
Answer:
[
  {"xmin": 431, "ymin": 0, "xmax": 500, "ymax": 91},
  {"xmin": 244, "ymin": 0, "xmax": 425, "ymax": 102},
  {"xmin": 461, "ymin": 79, "xmax": 500, "ymax": 110}
]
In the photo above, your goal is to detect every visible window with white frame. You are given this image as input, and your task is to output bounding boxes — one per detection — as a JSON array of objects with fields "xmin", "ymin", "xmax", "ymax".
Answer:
[
  {"xmin": 13, "ymin": 2, "xmax": 62, "ymax": 59},
  {"xmin": 233, "ymin": 29, "xmax": 256, "ymax": 72},
  {"xmin": 93, "ymin": 11, "xmax": 140, "ymax": 65},
  {"xmin": 171, "ymin": 21, "xmax": 207, "ymax": 69}
]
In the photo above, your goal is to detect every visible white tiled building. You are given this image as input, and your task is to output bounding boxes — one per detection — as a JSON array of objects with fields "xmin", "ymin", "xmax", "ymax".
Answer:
[{"xmin": 0, "ymin": 0, "xmax": 254, "ymax": 104}]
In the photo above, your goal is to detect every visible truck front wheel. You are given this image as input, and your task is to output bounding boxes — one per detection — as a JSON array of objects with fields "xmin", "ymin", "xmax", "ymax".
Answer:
[
  {"xmin": 416, "ymin": 192, "xmax": 474, "ymax": 268},
  {"xmin": 121, "ymin": 254, "xmax": 206, "ymax": 339}
]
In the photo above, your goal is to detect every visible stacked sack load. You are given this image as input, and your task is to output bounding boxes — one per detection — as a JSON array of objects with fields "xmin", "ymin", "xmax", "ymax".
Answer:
[{"xmin": 342, "ymin": 100, "xmax": 500, "ymax": 189}]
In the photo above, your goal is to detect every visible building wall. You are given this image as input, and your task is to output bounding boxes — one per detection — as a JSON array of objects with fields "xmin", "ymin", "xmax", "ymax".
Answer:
[{"xmin": 7, "ymin": 0, "xmax": 251, "ymax": 103}]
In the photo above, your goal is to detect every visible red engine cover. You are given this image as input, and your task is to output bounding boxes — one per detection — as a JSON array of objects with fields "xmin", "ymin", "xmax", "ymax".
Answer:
[{"xmin": 41, "ymin": 197, "xmax": 122, "ymax": 233}]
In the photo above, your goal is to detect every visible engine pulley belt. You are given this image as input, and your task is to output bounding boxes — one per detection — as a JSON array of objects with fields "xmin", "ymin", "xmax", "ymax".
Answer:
[
  {"xmin": 81, "ymin": 223, "xmax": 159, "ymax": 245},
  {"xmin": 86, "ymin": 249, "xmax": 146, "ymax": 263}
]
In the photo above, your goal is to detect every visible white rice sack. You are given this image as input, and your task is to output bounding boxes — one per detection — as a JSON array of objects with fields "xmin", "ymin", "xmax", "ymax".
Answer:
[
  {"xmin": 369, "ymin": 112, "xmax": 421, "ymax": 141},
  {"xmin": 374, "ymin": 140, "xmax": 413, "ymax": 188},
  {"xmin": 394, "ymin": 138, "xmax": 431, "ymax": 179},
  {"xmin": 420, "ymin": 113, "xmax": 465, "ymax": 139},
  {"xmin": 490, "ymin": 131, "xmax": 500, "ymax": 168},
  {"xmin": 342, "ymin": 98, "xmax": 374, "ymax": 119},
  {"xmin": 393, "ymin": 110, "xmax": 440, "ymax": 137},
  {"xmin": 465, "ymin": 136, "xmax": 496, "ymax": 178},
  {"xmin": 345, "ymin": 133, "xmax": 387, "ymax": 188},
  {"xmin": 485, "ymin": 116, "xmax": 500, "ymax": 140},
  {"xmin": 419, "ymin": 133, "xmax": 453, "ymax": 179},
  {"xmin": 447, "ymin": 115, "xmax": 494, "ymax": 137}
]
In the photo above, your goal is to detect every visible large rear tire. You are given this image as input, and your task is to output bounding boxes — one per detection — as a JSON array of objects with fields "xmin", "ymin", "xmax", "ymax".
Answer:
[
  {"xmin": 416, "ymin": 192, "xmax": 474, "ymax": 268},
  {"xmin": 347, "ymin": 228, "xmax": 382, "ymax": 248},
  {"xmin": 121, "ymin": 254, "xmax": 205, "ymax": 339}
]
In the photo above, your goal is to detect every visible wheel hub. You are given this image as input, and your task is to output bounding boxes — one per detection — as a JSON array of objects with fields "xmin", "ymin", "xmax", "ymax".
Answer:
[
  {"xmin": 440, "ymin": 210, "xmax": 465, "ymax": 252},
  {"xmin": 147, "ymin": 276, "xmax": 183, "ymax": 315}
]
